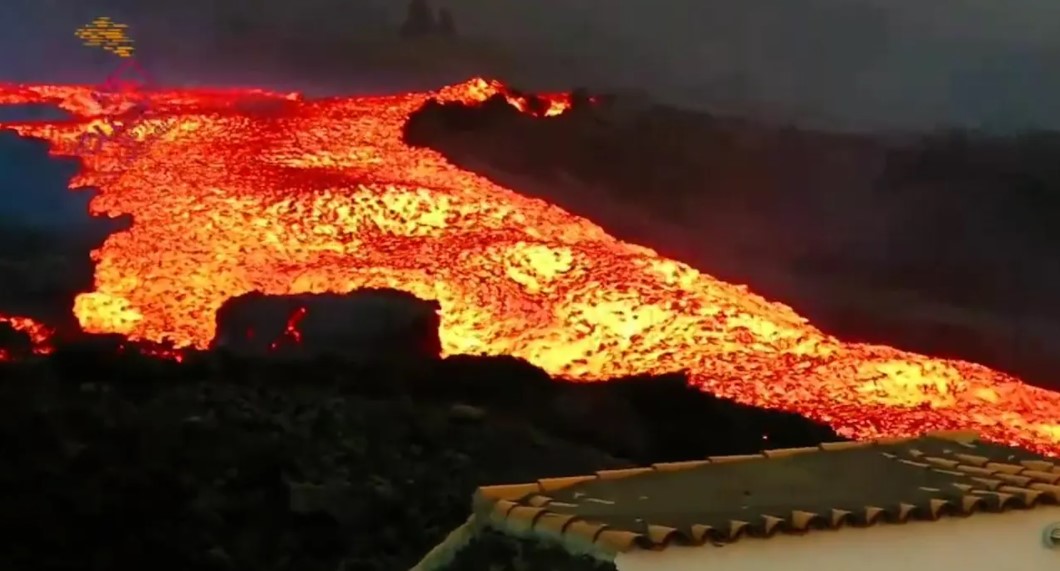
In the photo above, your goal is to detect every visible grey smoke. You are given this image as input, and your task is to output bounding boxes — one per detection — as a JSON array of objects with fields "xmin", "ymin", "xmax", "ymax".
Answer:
[{"xmin": 2, "ymin": 0, "xmax": 1060, "ymax": 130}]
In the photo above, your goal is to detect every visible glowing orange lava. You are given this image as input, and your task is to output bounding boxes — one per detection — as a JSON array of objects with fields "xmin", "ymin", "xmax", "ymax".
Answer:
[
  {"xmin": 0, "ymin": 315, "xmax": 54, "ymax": 360},
  {"xmin": 0, "ymin": 78, "xmax": 1057, "ymax": 456}
]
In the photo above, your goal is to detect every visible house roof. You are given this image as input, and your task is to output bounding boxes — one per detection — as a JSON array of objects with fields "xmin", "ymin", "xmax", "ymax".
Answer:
[{"xmin": 472, "ymin": 431, "xmax": 1060, "ymax": 558}]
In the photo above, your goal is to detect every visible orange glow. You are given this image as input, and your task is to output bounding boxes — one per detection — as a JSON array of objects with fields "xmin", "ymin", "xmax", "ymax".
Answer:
[
  {"xmin": 0, "ymin": 77, "xmax": 1057, "ymax": 456},
  {"xmin": 441, "ymin": 78, "xmax": 572, "ymax": 117},
  {"xmin": 270, "ymin": 306, "xmax": 308, "ymax": 351},
  {"xmin": 74, "ymin": 17, "xmax": 136, "ymax": 59},
  {"xmin": 0, "ymin": 315, "xmax": 54, "ymax": 360}
]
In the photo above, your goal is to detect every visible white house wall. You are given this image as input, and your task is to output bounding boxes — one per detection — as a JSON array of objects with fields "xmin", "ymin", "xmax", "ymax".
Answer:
[{"xmin": 615, "ymin": 506, "xmax": 1060, "ymax": 571}]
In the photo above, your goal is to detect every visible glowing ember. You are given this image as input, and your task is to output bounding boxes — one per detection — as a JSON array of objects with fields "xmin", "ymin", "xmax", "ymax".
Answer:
[
  {"xmin": 0, "ymin": 315, "xmax": 54, "ymax": 360},
  {"xmin": 270, "ymin": 306, "xmax": 308, "ymax": 351},
  {"xmin": 0, "ymin": 77, "xmax": 1057, "ymax": 455}
]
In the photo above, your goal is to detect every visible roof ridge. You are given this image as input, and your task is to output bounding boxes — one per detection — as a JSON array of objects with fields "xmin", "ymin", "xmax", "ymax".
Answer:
[
  {"xmin": 478, "ymin": 431, "xmax": 982, "ymax": 503},
  {"xmin": 470, "ymin": 430, "xmax": 1060, "ymax": 558}
]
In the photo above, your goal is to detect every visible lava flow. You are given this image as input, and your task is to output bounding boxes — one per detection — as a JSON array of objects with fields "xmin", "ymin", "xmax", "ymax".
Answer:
[{"xmin": 0, "ymin": 78, "xmax": 1058, "ymax": 456}]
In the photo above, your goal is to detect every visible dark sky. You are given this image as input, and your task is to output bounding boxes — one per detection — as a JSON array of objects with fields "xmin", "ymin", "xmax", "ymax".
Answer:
[{"xmin": 2, "ymin": 0, "xmax": 1060, "ymax": 131}]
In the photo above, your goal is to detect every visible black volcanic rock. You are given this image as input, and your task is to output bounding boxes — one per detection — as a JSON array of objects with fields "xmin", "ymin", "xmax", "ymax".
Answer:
[
  {"xmin": 0, "ymin": 338, "xmax": 843, "ymax": 571},
  {"xmin": 404, "ymin": 95, "xmax": 523, "ymax": 140},
  {"xmin": 211, "ymin": 289, "xmax": 442, "ymax": 362},
  {"xmin": 0, "ymin": 320, "xmax": 32, "ymax": 360}
]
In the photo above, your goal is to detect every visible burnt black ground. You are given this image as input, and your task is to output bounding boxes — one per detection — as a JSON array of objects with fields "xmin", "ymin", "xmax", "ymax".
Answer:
[{"xmin": 0, "ymin": 344, "xmax": 839, "ymax": 571}]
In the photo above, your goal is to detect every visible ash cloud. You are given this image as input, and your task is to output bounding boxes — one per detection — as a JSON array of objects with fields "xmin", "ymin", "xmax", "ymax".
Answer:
[
  {"xmin": 3, "ymin": 0, "xmax": 1060, "ymax": 130},
  {"xmin": 438, "ymin": 0, "xmax": 1060, "ymax": 131}
]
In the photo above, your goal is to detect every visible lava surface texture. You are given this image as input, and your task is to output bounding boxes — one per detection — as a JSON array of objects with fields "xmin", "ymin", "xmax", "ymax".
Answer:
[{"xmin": 0, "ymin": 78, "xmax": 1058, "ymax": 456}]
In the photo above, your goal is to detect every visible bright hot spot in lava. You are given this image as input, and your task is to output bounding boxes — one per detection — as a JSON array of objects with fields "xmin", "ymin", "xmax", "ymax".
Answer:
[{"xmin": 0, "ymin": 78, "xmax": 1057, "ymax": 456}]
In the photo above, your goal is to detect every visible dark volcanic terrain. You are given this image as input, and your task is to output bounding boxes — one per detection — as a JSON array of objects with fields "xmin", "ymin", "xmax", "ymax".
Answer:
[
  {"xmin": 0, "ymin": 337, "xmax": 839, "ymax": 571},
  {"xmin": 405, "ymin": 93, "xmax": 1060, "ymax": 391}
]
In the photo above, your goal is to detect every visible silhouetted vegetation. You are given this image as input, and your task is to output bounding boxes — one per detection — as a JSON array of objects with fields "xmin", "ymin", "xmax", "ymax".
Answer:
[
  {"xmin": 0, "ymin": 338, "xmax": 840, "ymax": 571},
  {"xmin": 446, "ymin": 528, "xmax": 615, "ymax": 571}
]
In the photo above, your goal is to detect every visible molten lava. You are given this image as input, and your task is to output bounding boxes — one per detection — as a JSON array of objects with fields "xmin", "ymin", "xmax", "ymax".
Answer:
[
  {"xmin": 0, "ymin": 315, "xmax": 54, "ymax": 361},
  {"xmin": 0, "ymin": 78, "xmax": 1057, "ymax": 456}
]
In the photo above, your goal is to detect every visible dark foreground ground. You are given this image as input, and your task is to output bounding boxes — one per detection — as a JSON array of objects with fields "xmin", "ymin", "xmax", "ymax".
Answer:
[{"xmin": 0, "ymin": 342, "xmax": 839, "ymax": 571}]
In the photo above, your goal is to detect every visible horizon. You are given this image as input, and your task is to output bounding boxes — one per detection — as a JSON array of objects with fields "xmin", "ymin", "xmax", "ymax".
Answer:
[{"xmin": 1, "ymin": 0, "xmax": 1059, "ymax": 132}]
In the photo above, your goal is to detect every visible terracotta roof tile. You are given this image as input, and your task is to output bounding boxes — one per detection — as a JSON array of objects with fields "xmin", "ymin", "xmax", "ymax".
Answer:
[{"xmin": 472, "ymin": 431, "xmax": 1059, "ymax": 556}]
